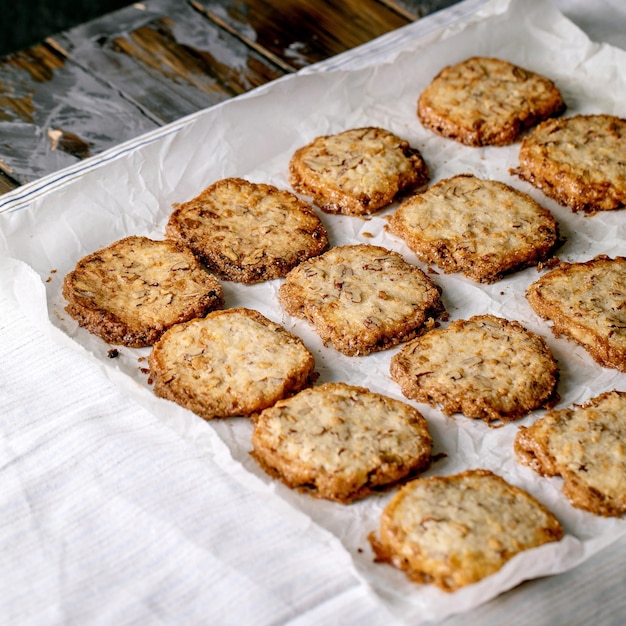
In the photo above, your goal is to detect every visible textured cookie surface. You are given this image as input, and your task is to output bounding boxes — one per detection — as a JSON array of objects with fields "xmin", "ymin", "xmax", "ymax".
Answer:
[
  {"xmin": 526, "ymin": 256, "xmax": 626, "ymax": 372},
  {"xmin": 62, "ymin": 235, "xmax": 224, "ymax": 347},
  {"xmin": 369, "ymin": 469, "xmax": 563, "ymax": 591},
  {"xmin": 387, "ymin": 174, "xmax": 558, "ymax": 283},
  {"xmin": 166, "ymin": 178, "xmax": 328, "ymax": 283},
  {"xmin": 516, "ymin": 114, "xmax": 626, "ymax": 212},
  {"xmin": 148, "ymin": 308, "xmax": 316, "ymax": 419},
  {"xmin": 279, "ymin": 244, "xmax": 444, "ymax": 356},
  {"xmin": 390, "ymin": 314, "xmax": 559, "ymax": 423},
  {"xmin": 417, "ymin": 57, "xmax": 565, "ymax": 146},
  {"xmin": 251, "ymin": 382, "xmax": 432, "ymax": 503},
  {"xmin": 289, "ymin": 127, "xmax": 429, "ymax": 215},
  {"xmin": 515, "ymin": 390, "xmax": 626, "ymax": 517}
]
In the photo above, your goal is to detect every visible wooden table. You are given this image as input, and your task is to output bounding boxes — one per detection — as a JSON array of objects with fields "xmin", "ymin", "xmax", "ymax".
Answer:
[{"xmin": 0, "ymin": 0, "xmax": 457, "ymax": 196}]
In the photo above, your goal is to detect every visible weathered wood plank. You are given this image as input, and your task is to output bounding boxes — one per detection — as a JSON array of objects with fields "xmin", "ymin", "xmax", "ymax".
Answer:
[
  {"xmin": 192, "ymin": 0, "xmax": 411, "ymax": 70},
  {"xmin": 380, "ymin": 0, "xmax": 460, "ymax": 20},
  {"xmin": 51, "ymin": 0, "xmax": 287, "ymax": 125},
  {"xmin": 0, "ymin": 43, "xmax": 158, "ymax": 184},
  {"xmin": 0, "ymin": 170, "xmax": 19, "ymax": 195}
]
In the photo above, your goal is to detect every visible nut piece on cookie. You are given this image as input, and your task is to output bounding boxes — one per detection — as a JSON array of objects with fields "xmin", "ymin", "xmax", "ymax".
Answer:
[
  {"xmin": 387, "ymin": 174, "xmax": 558, "ymax": 283},
  {"xmin": 526, "ymin": 255, "xmax": 626, "ymax": 372},
  {"xmin": 148, "ymin": 308, "xmax": 316, "ymax": 419},
  {"xmin": 369, "ymin": 469, "xmax": 563, "ymax": 592},
  {"xmin": 251, "ymin": 382, "xmax": 432, "ymax": 503},
  {"xmin": 417, "ymin": 57, "xmax": 565, "ymax": 146},
  {"xmin": 515, "ymin": 114, "xmax": 626, "ymax": 213},
  {"xmin": 390, "ymin": 314, "xmax": 559, "ymax": 423},
  {"xmin": 279, "ymin": 244, "xmax": 444, "ymax": 357},
  {"xmin": 62, "ymin": 235, "xmax": 224, "ymax": 347},
  {"xmin": 515, "ymin": 390, "xmax": 626, "ymax": 517},
  {"xmin": 166, "ymin": 178, "xmax": 329, "ymax": 283},
  {"xmin": 289, "ymin": 127, "xmax": 429, "ymax": 215}
]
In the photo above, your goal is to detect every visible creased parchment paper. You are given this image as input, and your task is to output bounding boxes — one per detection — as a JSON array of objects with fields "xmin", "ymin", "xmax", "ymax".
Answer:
[{"xmin": 1, "ymin": 0, "xmax": 625, "ymax": 622}]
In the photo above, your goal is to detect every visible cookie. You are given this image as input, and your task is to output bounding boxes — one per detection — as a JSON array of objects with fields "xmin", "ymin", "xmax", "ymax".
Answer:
[
  {"xmin": 288, "ymin": 127, "xmax": 429, "ymax": 215},
  {"xmin": 387, "ymin": 174, "xmax": 558, "ymax": 283},
  {"xmin": 417, "ymin": 56, "xmax": 565, "ymax": 146},
  {"xmin": 515, "ymin": 114, "xmax": 626, "ymax": 212},
  {"xmin": 278, "ymin": 244, "xmax": 444, "ymax": 356},
  {"xmin": 251, "ymin": 382, "xmax": 432, "ymax": 503},
  {"xmin": 62, "ymin": 235, "xmax": 224, "ymax": 347},
  {"xmin": 166, "ymin": 178, "xmax": 329, "ymax": 283},
  {"xmin": 390, "ymin": 314, "xmax": 559, "ymax": 423},
  {"xmin": 526, "ymin": 255, "xmax": 626, "ymax": 372},
  {"xmin": 515, "ymin": 390, "xmax": 626, "ymax": 517},
  {"xmin": 369, "ymin": 469, "xmax": 563, "ymax": 592},
  {"xmin": 148, "ymin": 308, "xmax": 316, "ymax": 419}
]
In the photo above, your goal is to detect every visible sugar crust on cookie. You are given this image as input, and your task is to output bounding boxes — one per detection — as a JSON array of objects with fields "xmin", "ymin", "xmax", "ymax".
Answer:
[
  {"xmin": 369, "ymin": 469, "xmax": 563, "ymax": 591},
  {"xmin": 289, "ymin": 127, "xmax": 429, "ymax": 215},
  {"xmin": 417, "ymin": 56, "xmax": 565, "ymax": 146},
  {"xmin": 251, "ymin": 381, "xmax": 432, "ymax": 503},
  {"xmin": 148, "ymin": 308, "xmax": 316, "ymax": 419},
  {"xmin": 62, "ymin": 235, "xmax": 224, "ymax": 347}
]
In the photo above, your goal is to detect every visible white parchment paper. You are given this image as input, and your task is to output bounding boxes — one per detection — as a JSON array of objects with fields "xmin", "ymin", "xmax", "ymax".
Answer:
[{"xmin": 1, "ymin": 0, "xmax": 625, "ymax": 622}]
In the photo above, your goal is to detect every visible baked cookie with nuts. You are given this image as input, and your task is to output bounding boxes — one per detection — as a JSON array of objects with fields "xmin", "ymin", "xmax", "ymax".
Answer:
[
  {"xmin": 148, "ymin": 308, "xmax": 316, "ymax": 419},
  {"xmin": 278, "ymin": 244, "xmax": 444, "ymax": 356},
  {"xmin": 515, "ymin": 390, "xmax": 626, "ymax": 517},
  {"xmin": 390, "ymin": 314, "xmax": 559, "ymax": 423},
  {"xmin": 515, "ymin": 114, "xmax": 626, "ymax": 213},
  {"xmin": 62, "ymin": 235, "xmax": 224, "ymax": 347},
  {"xmin": 526, "ymin": 255, "xmax": 626, "ymax": 372},
  {"xmin": 369, "ymin": 469, "xmax": 563, "ymax": 591},
  {"xmin": 166, "ymin": 178, "xmax": 328, "ymax": 283},
  {"xmin": 251, "ymin": 382, "xmax": 432, "ymax": 503},
  {"xmin": 417, "ymin": 57, "xmax": 565, "ymax": 146},
  {"xmin": 289, "ymin": 127, "xmax": 429, "ymax": 216},
  {"xmin": 387, "ymin": 174, "xmax": 558, "ymax": 283}
]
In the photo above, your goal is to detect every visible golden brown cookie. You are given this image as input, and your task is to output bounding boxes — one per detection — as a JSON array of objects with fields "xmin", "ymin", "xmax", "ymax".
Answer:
[
  {"xmin": 148, "ymin": 308, "xmax": 316, "ymax": 419},
  {"xmin": 369, "ymin": 469, "xmax": 563, "ymax": 591},
  {"xmin": 526, "ymin": 255, "xmax": 626, "ymax": 372},
  {"xmin": 251, "ymin": 382, "xmax": 432, "ymax": 503},
  {"xmin": 289, "ymin": 127, "xmax": 429, "ymax": 215},
  {"xmin": 515, "ymin": 390, "xmax": 626, "ymax": 517},
  {"xmin": 387, "ymin": 174, "xmax": 558, "ymax": 283},
  {"xmin": 278, "ymin": 244, "xmax": 444, "ymax": 356},
  {"xmin": 515, "ymin": 114, "xmax": 626, "ymax": 213},
  {"xmin": 390, "ymin": 314, "xmax": 559, "ymax": 423},
  {"xmin": 417, "ymin": 56, "xmax": 565, "ymax": 146},
  {"xmin": 62, "ymin": 235, "xmax": 224, "ymax": 347},
  {"xmin": 166, "ymin": 178, "xmax": 329, "ymax": 283}
]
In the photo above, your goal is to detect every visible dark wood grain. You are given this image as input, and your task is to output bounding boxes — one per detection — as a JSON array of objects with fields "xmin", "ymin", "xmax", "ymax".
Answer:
[
  {"xmin": 0, "ymin": 42, "xmax": 158, "ymax": 185},
  {"xmin": 193, "ymin": 0, "xmax": 411, "ymax": 70},
  {"xmin": 51, "ymin": 0, "xmax": 286, "ymax": 124},
  {"xmin": 0, "ymin": 0, "xmax": 461, "ymax": 195}
]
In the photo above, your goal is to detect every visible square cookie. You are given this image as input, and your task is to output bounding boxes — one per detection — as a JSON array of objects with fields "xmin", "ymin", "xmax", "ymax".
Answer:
[
  {"xmin": 526, "ymin": 255, "xmax": 626, "ymax": 372},
  {"xmin": 387, "ymin": 174, "xmax": 558, "ymax": 283},
  {"xmin": 62, "ymin": 235, "xmax": 224, "ymax": 347},
  {"xmin": 369, "ymin": 469, "xmax": 563, "ymax": 591},
  {"xmin": 166, "ymin": 178, "xmax": 329, "ymax": 283},
  {"xmin": 515, "ymin": 390, "xmax": 626, "ymax": 517},
  {"xmin": 278, "ymin": 244, "xmax": 444, "ymax": 356},
  {"xmin": 417, "ymin": 56, "xmax": 565, "ymax": 146},
  {"xmin": 251, "ymin": 382, "xmax": 432, "ymax": 503},
  {"xmin": 289, "ymin": 127, "xmax": 429, "ymax": 215},
  {"xmin": 390, "ymin": 314, "xmax": 559, "ymax": 423},
  {"xmin": 148, "ymin": 308, "xmax": 316, "ymax": 419}
]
